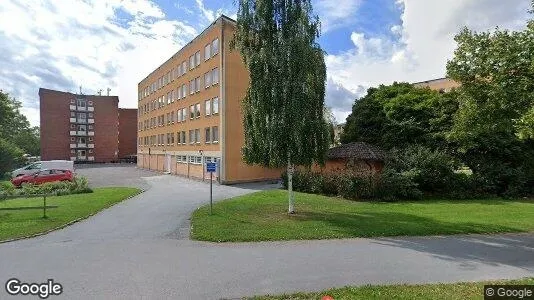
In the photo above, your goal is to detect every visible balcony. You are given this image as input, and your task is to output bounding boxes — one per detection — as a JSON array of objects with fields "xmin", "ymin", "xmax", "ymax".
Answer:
[
  {"xmin": 77, "ymin": 143, "xmax": 87, "ymax": 148},
  {"xmin": 69, "ymin": 131, "xmax": 76, "ymax": 135},
  {"xmin": 77, "ymin": 131, "xmax": 87, "ymax": 136},
  {"xmin": 77, "ymin": 106, "xmax": 87, "ymax": 111},
  {"xmin": 77, "ymin": 119, "xmax": 87, "ymax": 124},
  {"xmin": 70, "ymin": 144, "xmax": 76, "ymax": 149},
  {"xmin": 69, "ymin": 105, "xmax": 76, "ymax": 111},
  {"xmin": 88, "ymin": 131, "xmax": 94, "ymax": 136},
  {"xmin": 88, "ymin": 156, "xmax": 95, "ymax": 161},
  {"xmin": 88, "ymin": 144, "xmax": 94, "ymax": 148},
  {"xmin": 70, "ymin": 118, "xmax": 76, "ymax": 123},
  {"xmin": 88, "ymin": 107, "xmax": 94, "ymax": 112},
  {"xmin": 88, "ymin": 119, "xmax": 94, "ymax": 124}
]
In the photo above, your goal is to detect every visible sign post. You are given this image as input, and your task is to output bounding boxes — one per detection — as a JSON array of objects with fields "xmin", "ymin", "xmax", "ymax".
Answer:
[{"xmin": 206, "ymin": 162, "xmax": 216, "ymax": 215}]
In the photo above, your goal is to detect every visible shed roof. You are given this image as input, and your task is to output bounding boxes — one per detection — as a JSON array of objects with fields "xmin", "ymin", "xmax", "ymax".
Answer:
[{"xmin": 327, "ymin": 142, "xmax": 386, "ymax": 161}]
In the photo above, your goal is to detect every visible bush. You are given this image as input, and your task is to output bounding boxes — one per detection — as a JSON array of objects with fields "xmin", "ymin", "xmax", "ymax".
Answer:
[
  {"xmin": 0, "ymin": 176, "xmax": 92, "ymax": 198},
  {"xmin": 387, "ymin": 145, "xmax": 459, "ymax": 194}
]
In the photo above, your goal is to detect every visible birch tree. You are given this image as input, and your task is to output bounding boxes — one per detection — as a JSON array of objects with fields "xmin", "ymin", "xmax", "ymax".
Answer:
[{"xmin": 233, "ymin": 0, "xmax": 328, "ymax": 213}]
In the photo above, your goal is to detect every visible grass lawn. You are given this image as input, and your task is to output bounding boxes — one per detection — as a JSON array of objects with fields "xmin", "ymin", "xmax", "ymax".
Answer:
[
  {"xmin": 191, "ymin": 190, "xmax": 534, "ymax": 242},
  {"xmin": 0, "ymin": 187, "xmax": 140, "ymax": 241},
  {"xmin": 251, "ymin": 277, "xmax": 534, "ymax": 300}
]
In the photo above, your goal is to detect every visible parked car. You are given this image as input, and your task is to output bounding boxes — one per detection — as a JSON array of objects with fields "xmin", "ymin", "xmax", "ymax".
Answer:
[
  {"xmin": 11, "ymin": 169, "xmax": 74, "ymax": 187},
  {"xmin": 11, "ymin": 160, "xmax": 74, "ymax": 178}
]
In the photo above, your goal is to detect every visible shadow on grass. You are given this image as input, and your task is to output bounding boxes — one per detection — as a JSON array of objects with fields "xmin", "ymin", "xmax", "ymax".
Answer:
[{"xmin": 295, "ymin": 211, "xmax": 524, "ymax": 237}]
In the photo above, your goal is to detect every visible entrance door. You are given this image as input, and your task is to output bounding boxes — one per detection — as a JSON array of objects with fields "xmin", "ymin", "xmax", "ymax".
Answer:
[{"xmin": 165, "ymin": 154, "xmax": 171, "ymax": 174}]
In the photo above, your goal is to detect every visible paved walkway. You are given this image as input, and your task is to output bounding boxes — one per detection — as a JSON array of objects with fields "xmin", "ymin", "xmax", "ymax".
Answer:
[{"xmin": 1, "ymin": 169, "xmax": 533, "ymax": 299}]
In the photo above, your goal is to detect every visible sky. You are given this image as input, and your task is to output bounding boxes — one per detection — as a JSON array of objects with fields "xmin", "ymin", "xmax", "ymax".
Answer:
[{"xmin": 0, "ymin": 0, "xmax": 531, "ymax": 126}]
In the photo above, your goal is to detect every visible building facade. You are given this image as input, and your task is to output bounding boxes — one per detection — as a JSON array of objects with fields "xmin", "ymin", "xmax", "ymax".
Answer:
[
  {"xmin": 413, "ymin": 77, "xmax": 460, "ymax": 92},
  {"xmin": 137, "ymin": 15, "xmax": 281, "ymax": 184},
  {"xmin": 39, "ymin": 88, "xmax": 137, "ymax": 163}
]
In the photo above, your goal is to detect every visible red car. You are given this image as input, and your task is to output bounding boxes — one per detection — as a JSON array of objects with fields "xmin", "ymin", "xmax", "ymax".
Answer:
[{"xmin": 11, "ymin": 169, "xmax": 74, "ymax": 187}]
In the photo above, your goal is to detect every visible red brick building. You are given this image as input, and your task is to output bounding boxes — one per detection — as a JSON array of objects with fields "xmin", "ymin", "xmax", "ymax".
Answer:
[{"xmin": 39, "ymin": 88, "xmax": 137, "ymax": 163}]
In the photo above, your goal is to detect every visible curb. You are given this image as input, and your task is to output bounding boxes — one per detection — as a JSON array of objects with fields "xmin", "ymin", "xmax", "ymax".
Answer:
[{"xmin": 0, "ymin": 189, "xmax": 145, "ymax": 244}]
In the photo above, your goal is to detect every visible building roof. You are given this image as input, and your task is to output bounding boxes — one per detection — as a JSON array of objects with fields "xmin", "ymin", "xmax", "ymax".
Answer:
[{"xmin": 327, "ymin": 142, "xmax": 386, "ymax": 161}]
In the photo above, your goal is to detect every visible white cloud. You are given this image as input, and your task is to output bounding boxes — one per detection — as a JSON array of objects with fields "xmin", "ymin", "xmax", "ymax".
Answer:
[
  {"xmin": 315, "ymin": 0, "xmax": 361, "ymax": 32},
  {"xmin": 0, "ymin": 0, "xmax": 198, "ymax": 126},
  {"xmin": 326, "ymin": 0, "xmax": 531, "ymax": 123}
]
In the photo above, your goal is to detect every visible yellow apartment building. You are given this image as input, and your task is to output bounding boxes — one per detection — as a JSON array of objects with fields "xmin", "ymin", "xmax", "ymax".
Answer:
[{"xmin": 137, "ymin": 15, "xmax": 281, "ymax": 184}]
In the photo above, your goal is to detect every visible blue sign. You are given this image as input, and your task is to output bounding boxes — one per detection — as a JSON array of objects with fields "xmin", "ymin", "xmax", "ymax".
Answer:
[{"xmin": 206, "ymin": 162, "xmax": 216, "ymax": 173}]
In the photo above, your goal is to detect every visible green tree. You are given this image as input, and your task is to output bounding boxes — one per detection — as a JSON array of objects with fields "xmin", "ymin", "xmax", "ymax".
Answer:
[
  {"xmin": 446, "ymin": 5, "xmax": 534, "ymax": 195},
  {"xmin": 341, "ymin": 83, "xmax": 455, "ymax": 151},
  {"xmin": 0, "ymin": 91, "xmax": 40, "ymax": 176},
  {"xmin": 233, "ymin": 0, "xmax": 329, "ymax": 213}
]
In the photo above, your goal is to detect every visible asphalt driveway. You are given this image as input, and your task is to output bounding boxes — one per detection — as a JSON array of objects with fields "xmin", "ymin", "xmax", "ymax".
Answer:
[{"xmin": 0, "ymin": 165, "xmax": 533, "ymax": 299}]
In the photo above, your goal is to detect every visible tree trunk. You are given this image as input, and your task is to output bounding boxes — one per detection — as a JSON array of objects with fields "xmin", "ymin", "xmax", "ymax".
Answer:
[{"xmin": 287, "ymin": 161, "xmax": 295, "ymax": 214}]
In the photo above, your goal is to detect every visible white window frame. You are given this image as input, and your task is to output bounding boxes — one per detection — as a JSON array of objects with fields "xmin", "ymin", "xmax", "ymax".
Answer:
[
  {"xmin": 205, "ymin": 100, "xmax": 211, "ymax": 116},
  {"xmin": 205, "ymin": 127, "xmax": 211, "ymax": 143},
  {"xmin": 212, "ymin": 68, "xmax": 219, "ymax": 85},
  {"xmin": 212, "ymin": 126, "xmax": 219, "ymax": 143},
  {"xmin": 212, "ymin": 38, "xmax": 219, "ymax": 56},
  {"xmin": 212, "ymin": 97, "xmax": 219, "ymax": 114},
  {"xmin": 204, "ymin": 44, "xmax": 211, "ymax": 61}
]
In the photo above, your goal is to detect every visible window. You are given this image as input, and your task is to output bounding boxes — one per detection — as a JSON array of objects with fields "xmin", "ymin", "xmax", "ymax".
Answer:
[
  {"xmin": 166, "ymin": 113, "xmax": 170, "ymax": 125},
  {"xmin": 182, "ymin": 61, "xmax": 187, "ymax": 74},
  {"xmin": 195, "ymin": 77, "xmax": 200, "ymax": 92},
  {"xmin": 70, "ymin": 124, "xmax": 76, "ymax": 129},
  {"xmin": 195, "ymin": 156, "xmax": 202, "ymax": 164},
  {"xmin": 175, "ymin": 89, "xmax": 180, "ymax": 100},
  {"xmin": 170, "ymin": 111, "xmax": 175, "ymax": 123},
  {"xmin": 182, "ymin": 84, "xmax": 187, "ymax": 97},
  {"xmin": 181, "ymin": 131, "xmax": 186, "ymax": 144},
  {"xmin": 89, "ymin": 149, "xmax": 93, "ymax": 154},
  {"xmin": 190, "ymin": 80, "xmax": 195, "ymax": 95},
  {"xmin": 204, "ymin": 44, "xmax": 211, "ymax": 61},
  {"xmin": 212, "ymin": 97, "xmax": 219, "ymax": 114},
  {"xmin": 195, "ymin": 129, "xmax": 200, "ymax": 144},
  {"xmin": 195, "ymin": 103, "xmax": 201, "ymax": 118},
  {"xmin": 88, "ymin": 101, "xmax": 93, "ymax": 106},
  {"xmin": 77, "ymin": 99, "xmax": 86, "ymax": 108},
  {"xmin": 70, "ymin": 99, "xmax": 75, "ymax": 104},
  {"xmin": 205, "ymin": 127, "xmax": 211, "ymax": 143},
  {"xmin": 204, "ymin": 72, "xmax": 212, "ymax": 88},
  {"xmin": 78, "ymin": 113, "xmax": 86, "ymax": 119},
  {"xmin": 70, "ymin": 112, "xmax": 76, "ymax": 117},
  {"xmin": 178, "ymin": 109, "xmax": 183, "ymax": 122},
  {"xmin": 189, "ymin": 156, "xmax": 196, "ymax": 163},
  {"xmin": 89, "ymin": 125, "xmax": 93, "ymax": 130},
  {"xmin": 212, "ymin": 38, "xmax": 219, "ymax": 55},
  {"xmin": 189, "ymin": 130, "xmax": 194, "ymax": 144},
  {"xmin": 70, "ymin": 137, "xmax": 75, "ymax": 142},
  {"xmin": 88, "ymin": 113, "xmax": 93, "ymax": 118},
  {"xmin": 71, "ymin": 149, "xmax": 75, "ymax": 154},
  {"xmin": 212, "ymin": 68, "xmax": 219, "ymax": 84},
  {"xmin": 77, "ymin": 125, "xmax": 86, "ymax": 131},
  {"xmin": 88, "ymin": 137, "xmax": 93, "ymax": 142},
  {"xmin": 212, "ymin": 126, "xmax": 219, "ymax": 142},
  {"xmin": 195, "ymin": 51, "xmax": 201, "ymax": 67},
  {"xmin": 190, "ymin": 105, "xmax": 195, "ymax": 119},
  {"xmin": 205, "ymin": 100, "xmax": 211, "ymax": 116},
  {"xmin": 182, "ymin": 108, "xmax": 187, "ymax": 121},
  {"xmin": 189, "ymin": 55, "xmax": 195, "ymax": 70}
]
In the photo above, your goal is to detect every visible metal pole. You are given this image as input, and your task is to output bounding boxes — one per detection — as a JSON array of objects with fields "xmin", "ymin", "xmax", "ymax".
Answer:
[
  {"xmin": 210, "ymin": 172, "xmax": 213, "ymax": 215},
  {"xmin": 43, "ymin": 195, "xmax": 47, "ymax": 219}
]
